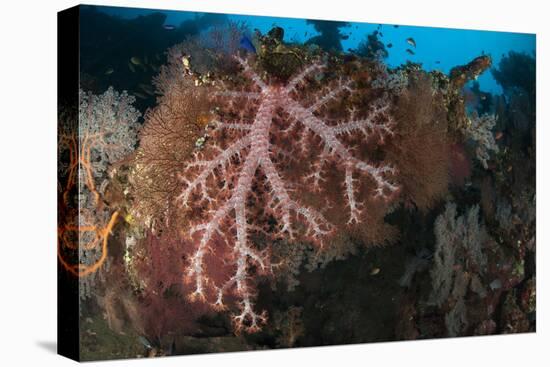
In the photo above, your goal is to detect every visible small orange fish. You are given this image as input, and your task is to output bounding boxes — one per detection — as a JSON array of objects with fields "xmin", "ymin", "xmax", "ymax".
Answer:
[{"xmin": 495, "ymin": 131, "xmax": 503, "ymax": 140}]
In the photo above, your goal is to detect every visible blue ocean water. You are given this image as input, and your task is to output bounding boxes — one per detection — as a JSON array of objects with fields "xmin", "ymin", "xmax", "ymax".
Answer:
[{"xmin": 101, "ymin": 6, "xmax": 535, "ymax": 94}]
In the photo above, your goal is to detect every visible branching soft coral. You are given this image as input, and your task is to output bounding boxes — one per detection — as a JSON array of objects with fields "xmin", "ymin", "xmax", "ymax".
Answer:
[
  {"xmin": 430, "ymin": 202, "xmax": 490, "ymax": 336},
  {"xmin": 58, "ymin": 87, "xmax": 140, "ymax": 277},
  {"xmin": 178, "ymin": 56, "xmax": 399, "ymax": 332},
  {"xmin": 462, "ymin": 113, "xmax": 499, "ymax": 169}
]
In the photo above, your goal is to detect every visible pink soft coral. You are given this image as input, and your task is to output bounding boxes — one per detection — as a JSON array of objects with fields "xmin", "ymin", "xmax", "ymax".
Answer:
[{"xmin": 179, "ymin": 56, "xmax": 398, "ymax": 332}]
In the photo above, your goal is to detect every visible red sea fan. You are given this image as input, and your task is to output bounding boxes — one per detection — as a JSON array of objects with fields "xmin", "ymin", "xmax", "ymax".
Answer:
[
  {"xmin": 130, "ymin": 232, "xmax": 212, "ymax": 340},
  {"xmin": 388, "ymin": 73, "xmax": 450, "ymax": 211},
  {"xmin": 449, "ymin": 142, "xmax": 472, "ymax": 187}
]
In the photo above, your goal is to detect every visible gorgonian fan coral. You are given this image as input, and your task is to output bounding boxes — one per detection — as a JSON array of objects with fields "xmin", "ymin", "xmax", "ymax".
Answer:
[
  {"xmin": 129, "ymin": 67, "xmax": 212, "ymax": 231},
  {"xmin": 388, "ymin": 72, "xmax": 450, "ymax": 211},
  {"xmin": 177, "ymin": 56, "xmax": 399, "ymax": 331}
]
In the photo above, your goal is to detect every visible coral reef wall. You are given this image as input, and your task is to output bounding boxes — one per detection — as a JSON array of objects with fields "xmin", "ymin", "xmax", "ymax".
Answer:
[{"xmin": 61, "ymin": 18, "xmax": 535, "ymax": 359}]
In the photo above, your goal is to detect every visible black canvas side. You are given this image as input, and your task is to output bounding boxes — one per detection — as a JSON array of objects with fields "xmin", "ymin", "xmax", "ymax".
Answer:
[{"xmin": 57, "ymin": 5, "xmax": 80, "ymax": 362}]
